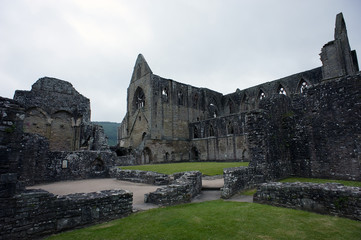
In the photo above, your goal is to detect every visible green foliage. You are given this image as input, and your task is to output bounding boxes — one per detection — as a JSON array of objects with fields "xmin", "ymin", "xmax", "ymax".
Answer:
[
  {"xmin": 241, "ymin": 188, "xmax": 257, "ymax": 196},
  {"xmin": 46, "ymin": 200, "xmax": 361, "ymax": 240},
  {"xmin": 5, "ymin": 124, "xmax": 16, "ymax": 133},
  {"xmin": 120, "ymin": 162, "xmax": 249, "ymax": 176},
  {"xmin": 93, "ymin": 121, "xmax": 120, "ymax": 146},
  {"xmin": 279, "ymin": 177, "xmax": 361, "ymax": 187}
]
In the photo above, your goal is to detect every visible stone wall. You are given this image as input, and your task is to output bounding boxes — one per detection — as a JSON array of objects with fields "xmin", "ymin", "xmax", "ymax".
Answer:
[
  {"xmin": 221, "ymin": 166, "xmax": 264, "ymax": 199},
  {"xmin": 45, "ymin": 151, "xmax": 118, "ymax": 183},
  {"xmin": 0, "ymin": 189, "xmax": 132, "ymax": 240},
  {"xmin": 14, "ymin": 77, "xmax": 109, "ymax": 151},
  {"xmin": 145, "ymin": 171, "xmax": 202, "ymax": 206},
  {"xmin": 254, "ymin": 182, "xmax": 361, "ymax": 221},
  {"xmin": 290, "ymin": 73, "xmax": 361, "ymax": 181},
  {"xmin": 109, "ymin": 168, "xmax": 170, "ymax": 185}
]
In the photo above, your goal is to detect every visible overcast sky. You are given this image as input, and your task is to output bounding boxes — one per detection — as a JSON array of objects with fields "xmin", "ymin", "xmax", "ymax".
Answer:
[{"xmin": 1, "ymin": 0, "xmax": 360, "ymax": 122}]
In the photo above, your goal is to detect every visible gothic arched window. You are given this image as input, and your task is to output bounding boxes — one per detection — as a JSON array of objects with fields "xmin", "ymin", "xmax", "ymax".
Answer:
[
  {"xmin": 227, "ymin": 122, "xmax": 234, "ymax": 135},
  {"xmin": 209, "ymin": 124, "xmax": 215, "ymax": 137},
  {"xmin": 178, "ymin": 91, "xmax": 184, "ymax": 105},
  {"xmin": 278, "ymin": 85, "xmax": 287, "ymax": 96},
  {"xmin": 134, "ymin": 87, "xmax": 145, "ymax": 110},
  {"xmin": 162, "ymin": 87, "xmax": 168, "ymax": 102},
  {"xmin": 259, "ymin": 90, "xmax": 266, "ymax": 100},
  {"xmin": 298, "ymin": 79, "xmax": 309, "ymax": 94}
]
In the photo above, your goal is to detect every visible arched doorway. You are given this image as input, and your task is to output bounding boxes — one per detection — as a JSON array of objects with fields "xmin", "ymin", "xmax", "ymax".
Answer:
[
  {"xmin": 142, "ymin": 147, "xmax": 152, "ymax": 164},
  {"xmin": 191, "ymin": 147, "xmax": 200, "ymax": 161}
]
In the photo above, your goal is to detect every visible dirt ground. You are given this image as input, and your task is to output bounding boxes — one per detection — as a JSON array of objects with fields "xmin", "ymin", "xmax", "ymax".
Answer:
[{"xmin": 27, "ymin": 177, "xmax": 251, "ymax": 211}]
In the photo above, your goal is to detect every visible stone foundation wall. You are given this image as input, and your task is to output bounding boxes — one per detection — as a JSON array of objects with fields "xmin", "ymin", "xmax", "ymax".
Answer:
[
  {"xmin": 46, "ymin": 151, "xmax": 117, "ymax": 183},
  {"xmin": 0, "ymin": 189, "xmax": 132, "ymax": 240},
  {"xmin": 254, "ymin": 182, "xmax": 361, "ymax": 221},
  {"xmin": 145, "ymin": 171, "xmax": 202, "ymax": 205},
  {"xmin": 109, "ymin": 168, "xmax": 170, "ymax": 185},
  {"xmin": 221, "ymin": 166, "xmax": 264, "ymax": 199}
]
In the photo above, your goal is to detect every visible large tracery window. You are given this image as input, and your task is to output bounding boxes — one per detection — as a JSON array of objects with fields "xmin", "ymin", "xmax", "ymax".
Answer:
[{"xmin": 134, "ymin": 87, "xmax": 145, "ymax": 110}]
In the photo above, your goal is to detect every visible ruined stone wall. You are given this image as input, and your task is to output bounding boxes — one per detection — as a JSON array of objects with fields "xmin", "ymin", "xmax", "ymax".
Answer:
[
  {"xmin": 0, "ymin": 97, "xmax": 25, "ymax": 175},
  {"xmin": 109, "ymin": 168, "xmax": 170, "ymax": 185},
  {"xmin": 254, "ymin": 182, "xmax": 361, "ymax": 221},
  {"xmin": 0, "ymin": 189, "xmax": 132, "ymax": 240},
  {"xmin": 14, "ymin": 77, "xmax": 108, "ymax": 151},
  {"xmin": 320, "ymin": 13, "xmax": 358, "ymax": 79},
  {"xmin": 290, "ymin": 73, "xmax": 361, "ymax": 181},
  {"xmin": 145, "ymin": 171, "xmax": 202, "ymax": 206}
]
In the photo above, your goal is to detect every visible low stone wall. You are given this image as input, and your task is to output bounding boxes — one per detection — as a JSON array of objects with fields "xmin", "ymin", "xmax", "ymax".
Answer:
[
  {"xmin": 0, "ymin": 189, "xmax": 132, "ymax": 240},
  {"xmin": 221, "ymin": 166, "xmax": 264, "ymax": 199},
  {"xmin": 253, "ymin": 182, "xmax": 361, "ymax": 221},
  {"xmin": 109, "ymin": 168, "xmax": 170, "ymax": 185},
  {"xmin": 145, "ymin": 171, "xmax": 202, "ymax": 206}
]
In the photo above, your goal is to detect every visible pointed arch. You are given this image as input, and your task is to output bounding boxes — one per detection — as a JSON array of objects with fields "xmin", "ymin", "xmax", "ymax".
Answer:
[
  {"xmin": 193, "ymin": 126, "xmax": 199, "ymax": 138},
  {"xmin": 278, "ymin": 84, "xmax": 287, "ymax": 96},
  {"xmin": 191, "ymin": 146, "xmax": 200, "ymax": 161},
  {"xmin": 258, "ymin": 89, "xmax": 266, "ymax": 100},
  {"xmin": 177, "ymin": 90, "xmax": 184, "ymax": 105},
  {"xmin": 142, "ymin": 147, "xmax": 152, "ymax": 164},
  {"xmin": 134, "ymin": 87, "xmax": 145, "ymax": 110},
  {"xmin": 225, "ymin": 98, "xmax": 236, "ymax": 115},
  {"xmin": 162, "ymin": 87, "xmax": 169, "ymax": 102},
  {"xmin": 227, "ymin": 121, "xmax": 234, "ymax": 135},
  {"xmin": 298, "ymin": 79, "xmax": 309, "ymax": 94},
  {"xmin": 209, "ymin": 124, "xmax": 215, "ymax": 137},
  {"xmin": 240, "ymin": 93, "xmax": 250, "ymax": 111},
  {"xmin": 208, "ymin": 97, "xmax": 218, "ymax": 118}
]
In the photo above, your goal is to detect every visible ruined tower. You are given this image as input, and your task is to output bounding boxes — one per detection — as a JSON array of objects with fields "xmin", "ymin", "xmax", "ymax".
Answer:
[{"xmin": 320, "ymin": 13, "xmax": 359, "ymax": 79}]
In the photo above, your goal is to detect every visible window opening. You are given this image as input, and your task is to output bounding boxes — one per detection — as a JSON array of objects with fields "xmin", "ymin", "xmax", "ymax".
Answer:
[
  {"xmin": 178, "ymin": 91, "xmax": 184, "ymax": 105},
  {"xmin": 209, "ymin": 124, "xmax": 215, "ymax": 137},
  {"xmin": 299, "ymin": 80, "xmax": 308, "ymax": 93},
  {"xmin": 278, "ymin": 86, "xmax": 287, "ymax": 95},
  {"xmin": 194, "ymin": 126, "xmax": 199, "ymax": 138},
  {"xmin": 135, "ymin": 88, "xmax": 145, "ymax": 109},
  {"xmin": 227, "ymin": 122, "xmax": 234, "ymax": 135},
  {"xmin": 259, "ymin": 90, "xmax": 266, "ymax": 100}
]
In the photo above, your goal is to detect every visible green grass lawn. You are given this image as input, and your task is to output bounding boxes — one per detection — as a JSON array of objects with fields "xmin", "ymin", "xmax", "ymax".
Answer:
[
  {"xmin": 120, "ymin": 162, "xmax": 249, "ymax": 176},
  {"xmin": 46, "ymin": 200, "xmax": 361, "ymax": 240},
  {"xmin": 280, "ymin": 177, "xmax": 361, "ymax": 188}
]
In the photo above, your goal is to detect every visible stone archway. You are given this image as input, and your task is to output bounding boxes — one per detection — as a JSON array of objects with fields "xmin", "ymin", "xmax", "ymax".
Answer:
[
  {"xmin": 142, "ymin": 147, "xmax": 152, "ymax": 164},
  {"xmin": 191, "ymin": 147, "xmax": 200, "ymax": 161}
]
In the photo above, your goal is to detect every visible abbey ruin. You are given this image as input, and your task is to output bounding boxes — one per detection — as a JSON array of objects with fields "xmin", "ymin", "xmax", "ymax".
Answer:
[
  {"xmin": 118, "ymin": 12, "xmax": 360, "ymax": 180},
  {"xmin": 0, "ymin": 13, "xmax": 360, "ymax": 239}
]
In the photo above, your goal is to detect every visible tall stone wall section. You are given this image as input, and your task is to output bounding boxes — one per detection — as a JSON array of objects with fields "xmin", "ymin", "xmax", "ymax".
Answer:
[
  {"xmin": 14, "ymin": 77, "xmax": 109, "ymax": 152},
  {"xmin": 0, "ymin": 189, "xmax": 132, "ymax": 240},
  {"xmin": 222, "ymin": 73, "xmax": 361, "ymax": 197},
  {"xmin": 254, "ymin": 182, "xmax": 361, "ymax": 221},
  {"xmin": 290, "ymin": 73, "xmax": 361, "ymax": 181}
]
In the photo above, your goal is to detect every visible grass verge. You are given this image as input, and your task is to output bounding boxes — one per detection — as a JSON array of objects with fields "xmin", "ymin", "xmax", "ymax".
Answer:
[
  {"xmin": 280, "ymin": 177, "xmax": 361, "ymax": 187},
  {"xmin": 120, "ymin": 162, "xmax": 249, "ymax": 176},
  {"xmin": 46, "ymin": 200, "xmax": 361, "ymax": 240}
]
